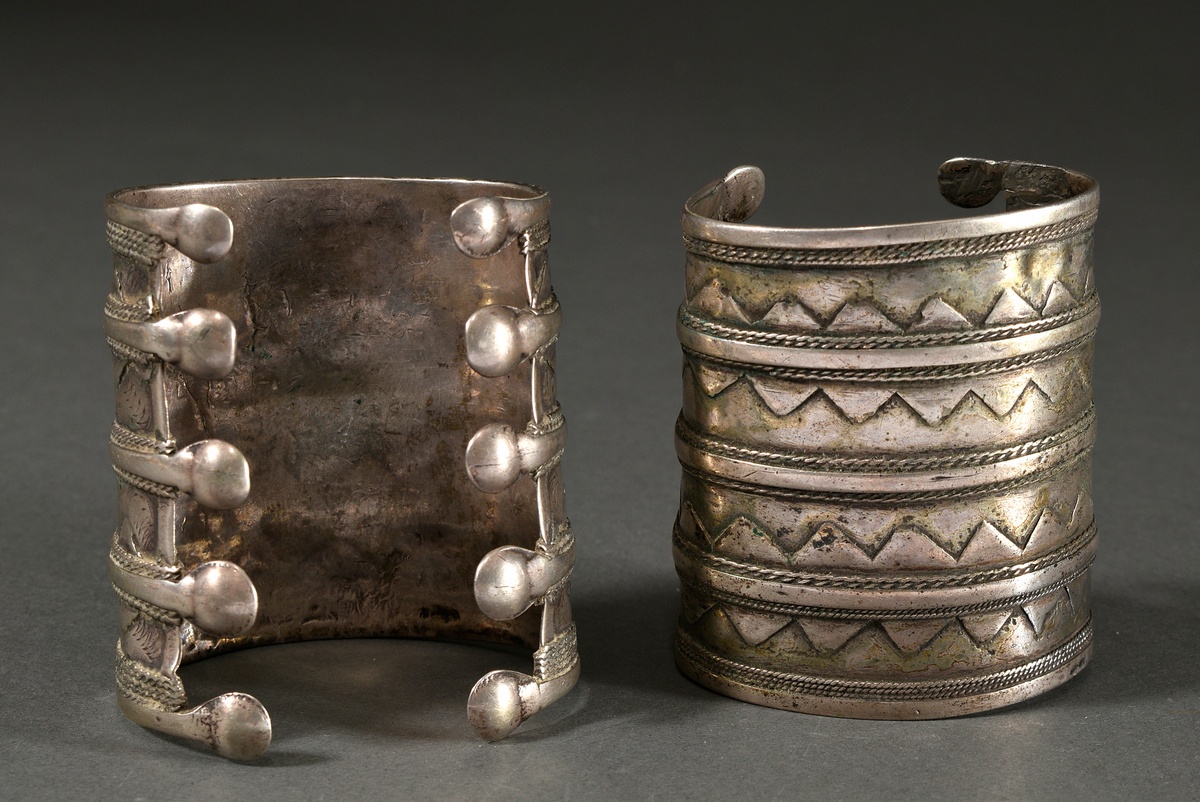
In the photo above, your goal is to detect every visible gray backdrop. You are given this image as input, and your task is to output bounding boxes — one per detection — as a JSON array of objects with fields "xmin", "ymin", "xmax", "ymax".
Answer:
[{"xmin": 2, "ymin": 2, "xmax": 1196, "ymax": 799}]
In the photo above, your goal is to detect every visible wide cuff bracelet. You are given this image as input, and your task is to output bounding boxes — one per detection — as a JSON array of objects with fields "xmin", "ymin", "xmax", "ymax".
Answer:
[
  {"xmin": 104, "ymin": 178, "xmax": 578, "ymax": 759},
  {"xmin": 673, "ymin": 158, "xmax": 1099, "ymax": 718}
]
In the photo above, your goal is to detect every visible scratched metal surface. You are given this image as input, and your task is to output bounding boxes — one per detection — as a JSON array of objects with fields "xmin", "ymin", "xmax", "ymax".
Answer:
[{"xmin": 118, "ymin": 179, "xmax": 543, "ymax": 654}]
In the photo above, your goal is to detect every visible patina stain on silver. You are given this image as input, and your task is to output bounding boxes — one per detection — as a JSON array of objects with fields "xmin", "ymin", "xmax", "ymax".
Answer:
[
  {"xmin": 673, "ymin": 159, "xmax": 1099, "ymax": 718},
  {"xmin": 104, "ymin": 177, "xmax": 577, "ymax": 759}
]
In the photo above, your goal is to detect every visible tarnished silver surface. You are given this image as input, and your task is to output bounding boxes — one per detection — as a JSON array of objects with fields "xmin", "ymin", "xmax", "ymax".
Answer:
[
  {"xmin": 673, "ymin": 159, "xmax": 1100, "ymax": 718},
  {"xmin": 104, "ymin": 177, "xmax": 577, "ymax": 759}
]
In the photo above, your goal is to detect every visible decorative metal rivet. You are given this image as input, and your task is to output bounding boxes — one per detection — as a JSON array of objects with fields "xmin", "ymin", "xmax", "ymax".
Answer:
[
  {"xmin": 107, "ymin": 201, "xmax": 234, "ymax": 263},
  {"xmin": 110, "ymin": 558, "xmax": 258, "ymax": 637},
  {"xmin": 464, "ymin": 421, "xmax": 566, "ymax": 493},
  {"xmin": 465, "ymin": 304, "xmax": 561, "ymax": 378},
  {"xmin": 111, "ymin": 438, "xmax": 250, "ymax": 510},
  {"xmin": 104, "ymin": 308, "xmax": 237, "ymax": 380},
  {"xmin": 451, "ymin": 194, "xmax": 551, "ymax": 258},
  {"xmin": 474, "ymin": 543, "xmax": 574, "ymax": 620}
]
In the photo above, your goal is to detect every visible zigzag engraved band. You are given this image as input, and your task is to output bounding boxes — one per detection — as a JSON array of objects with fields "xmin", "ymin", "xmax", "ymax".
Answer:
[
  {"xmin": 679, "ymin": 292, "xmax": 1099, "ymax": 351},
  {"xmin": 683, "ymin": 210, "xmax": 1097, "ymax": 268},
  {"xmin": 676, "ymin": 623, "xmax": 1092, "ymax": 701},
  {"xmin": 674, "ymin": 519, "xmax": 1097, "ymax": 595}
]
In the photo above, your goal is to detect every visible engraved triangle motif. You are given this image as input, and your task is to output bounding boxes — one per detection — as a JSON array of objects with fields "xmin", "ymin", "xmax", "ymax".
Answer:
[
  {"xmin": 1040, "ymin": 281, "xmax": 1077, "ymax": 316},
  {"xmin": 959, "ymin": 610, "xmax": 1015, "ymax": 644},
  {"xmin": 791, "ymin": 522, "xmax": 876, "ymax": 568},
  {"xmin": 692, "ymin": 493, "xmax": 1087, "ymax": 569},
  {"xmin": 748, "ymin": 377, "xmax": 819, "ymax": 416},
  {"xmin": 722, "ymin": 607, "xmax": 793, "ymax": 646},
  {"xmin": 690, "ymin": 281, "xmax": 1084, "ymax": 334},
  {"xmin": 880, "ymin": 620, "xmax": 952, "ymax": 654},
  {"xmin": 958, "ymin": 522, "xmax": 1024, "ymax": 563},
  {"xmin": 712, "ymin": 517, "xmax": 791, "ymax": 568},
  {"xmin": 984, "ymin": 288, "xmax": 1040, "ymax": 325},
  {"xmin": 910, "ymin": 297, "xmax": 973, "ymax": 331},
  {"xmin": 827, "ymin": 302, "xmax": 902, "ymax": 333},
  {"xmin": 760, "ymin": 301, "xmax": 822, "ymax": 331},
  {"xmin": 1022, "ymin": 591, "xmax": 1067, "ymax": 636},
  {"xmin": 677, "ymin": 502, "xmax": 713, "ymax": 546},
  {"xmin": 737, "ymin": 377, "xmax": 1056, "ymax": 424},
  {"xmin": 690, "ymin": 360, "xmax": 740, "ymax": 397},
  {"xmin": 688, "ymin": 280, "xmax": 751, "ymax": 323},
  {"xmin": 796, "ymin": 618, "xmax": 868, "ymax": 653},
  {"xmin": 822, "ymin": 387, "xmax": 899, "ymax": 423},
  {"xmin": 976, "ymin": 379, "xmax": 1052, "ymax": 419},
  {"xmin": 872, "ymin": 529, "xmax": 960, "ymax": 569},
  {"xmin": 679, "ymin": 593, "xmax": 716, "ymax": 624},
  {"xmin": 900, "ymin": 385, "xmax": 973, "ymax": 425}
]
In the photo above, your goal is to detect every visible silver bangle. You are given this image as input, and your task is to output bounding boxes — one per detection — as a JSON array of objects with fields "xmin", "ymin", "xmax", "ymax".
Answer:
[
  {"xmin": 104, "ymin": 178, "xmax": 578, "ymax": 759},
  {"xmin": 673, "ymin": 158, "xmax": 1099, "ymax": 718}
]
